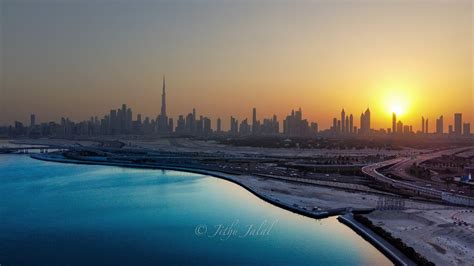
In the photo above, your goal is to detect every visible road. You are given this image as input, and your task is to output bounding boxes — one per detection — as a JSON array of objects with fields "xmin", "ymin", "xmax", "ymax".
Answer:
[{"xmin": 362, "ymin": 147, "xmax": 474, "ymax": 206}]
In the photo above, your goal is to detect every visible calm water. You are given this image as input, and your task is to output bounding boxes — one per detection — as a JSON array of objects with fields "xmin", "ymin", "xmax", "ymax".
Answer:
[{"xmin": 0, "ymin": 155, "xmax": 391, "ymax": 265}]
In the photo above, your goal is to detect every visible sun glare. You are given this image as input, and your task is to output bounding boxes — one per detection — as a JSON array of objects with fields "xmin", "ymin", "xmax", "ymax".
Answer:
[
  {"xmin": 382, "ymin": 89, "xmax": 411, "ymax": 117},
  {"xmin": 391, "ymin": 105, "xmax": 404, "ymax": 116}
]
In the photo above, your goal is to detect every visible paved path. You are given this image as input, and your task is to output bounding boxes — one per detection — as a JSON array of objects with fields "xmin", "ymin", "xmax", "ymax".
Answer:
[{"xmin": 338, "ymin": 213, "xmax": 416, "ymax": 266}]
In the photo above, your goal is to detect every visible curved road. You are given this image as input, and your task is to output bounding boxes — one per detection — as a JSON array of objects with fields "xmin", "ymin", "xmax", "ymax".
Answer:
[{"xmin": 362, "ymin": 147, "xmax": 474, "ymax": 207}]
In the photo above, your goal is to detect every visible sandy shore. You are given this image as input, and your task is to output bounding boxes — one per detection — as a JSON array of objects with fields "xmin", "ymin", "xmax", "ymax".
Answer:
[
  {"xmin": 366, "ymin": 209, "xmax": 474, "ymax": 266},
  {"xmin": 239, "ymin": 174, "xmax": 473, "ymax": 265}
]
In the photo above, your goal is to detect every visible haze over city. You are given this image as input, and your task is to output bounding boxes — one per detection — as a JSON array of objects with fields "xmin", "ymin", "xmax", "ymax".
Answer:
[{"xmin": 1, "ymin": 0, "xmax": 472, "ymax": 129}]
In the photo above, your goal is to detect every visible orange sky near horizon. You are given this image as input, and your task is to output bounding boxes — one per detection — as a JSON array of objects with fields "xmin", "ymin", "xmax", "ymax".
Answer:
[{"xmin": 1, "ymin": 0, "xmax": 472, "ymax": 130}]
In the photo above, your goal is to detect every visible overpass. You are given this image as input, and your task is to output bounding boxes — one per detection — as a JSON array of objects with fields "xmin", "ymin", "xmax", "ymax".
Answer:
[
  {"xmin": 0, "ymin": 145, "xmax": 65, "ymax": 154},
  {"xmin": 362, "ymin": 158, "xmax": 474, "ymax": 207}
]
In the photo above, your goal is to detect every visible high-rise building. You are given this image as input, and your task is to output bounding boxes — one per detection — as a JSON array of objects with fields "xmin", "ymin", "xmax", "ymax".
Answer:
[
  {"xmin": 196, "ymin": 116, "xmax": 204, "ymax": 134},
  {"xmin": 157, "ymin": 76, "xmax": 170, "ymax": 133},
  {"xmin": 436, "ymin": 115, "xmax": 443, "ymax": 134},
  {"xmin": 454, "ymin": 113, "xmax": 462, "ymax": 135},
  {"xmin": 392, "ymin": 112, "xmax": 396, "ymax": 134},
  {"xmin": 161, "ymin": 76, "xmax": 167, "ymax": 117},
  {"xmin": 126, "ymin": 108, "xmax": 132, "ymax": 133},
  {"xmin": 345, "ymin": 116, "xmax": 349, "ymax": 133},
  {"xmin": 230, "ymin": 116, "xmax": 238, "ymax": 135},
  {"xmin": 403, "ymin": 125, "xmax": 410, "ymax": 134},
  {"xmin": 252, "ymin": 108, "xmax": 258, "ymax": 134},
  {"xmin": 341, "ymin": 109, "xmax": 345, "ymax": 133},
  {"xmin": 463, "ymin": 123, "xmax": 471, "ymax": 136},
  {"xmin": 360, "ymin": 108, "xmax": 371, "ymax": 134},
  {"xmin": 239, "ymin": 119, "xmax": 251, "ymax": 135},
  {"xmin": 425, "ymin": 119, "xmax": 428, "ymax": 134},
  {"xmin": 217, "ymin": 118, "xmax": 222, "ymax": 133},
  {"xmin": 422, "ymin": 116, "xmax": 425, "ymax": 133},
  {"xmin": 30, "ymin": 114, "xmax": 36, "ymax": 128},
  {"xmin": 168, "ymin": 118, "xmax": 174, "ymax": 132},
  {"xmin": 397, "ymin": 120, "xmax": 403, "ymax": 134},
  {"xmin": 176, "ymin": 115, "xmax": 185, "ymax": 133},
  {"xmin": 203, "ymin": 117, "xmax": 212, "ymax": 135},
  {"xmin": 283, "ymin": 108, "xmax": 310, "ymax": 137},
  {"xmin": 349, "ymin": 114, "xmax": 353, "ymax": 134},
  {"xmin": 109, "ymin": 109, "xmax": 117, "ymax": 134}
]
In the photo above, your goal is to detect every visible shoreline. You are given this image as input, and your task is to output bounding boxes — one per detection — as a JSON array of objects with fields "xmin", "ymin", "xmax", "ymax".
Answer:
[
  {"xmin": 30, "ymin": 152, "xmax": 415, "ymax": 265},
  {"xmin": 30, "ymin": 153, "xmax": 347, "ymax": 219}
]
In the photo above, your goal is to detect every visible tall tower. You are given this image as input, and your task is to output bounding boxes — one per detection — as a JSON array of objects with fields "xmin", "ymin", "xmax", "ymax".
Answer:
[
  {"xmin": 161, "ymin": 76, "xmax": 167, "ymax": 117},
  {"xmin": 363, "ymin": 108, "xmax": 371, "ymax": 134},
  {"xmin": 252, "ymin": 107, "xmax": 257, "ymax": 134},
  {"xmin": 345, "ymin": 116, "xmax": 349, "ymax": 133},
  {"xmin": 436, "ymin": 115, "xmax": 444, "ymax": 134},
  {"xmin": 349, "ymin": 114, "xmax": 353, "ymax": 134},
  {"xmin": 422, "ymin": 116, "xmax": 425, "ymax": 133},
  {"xmin": 341, "ymin": 109, "xmax": 346, "ymax": 133},
  {"xmin": 392, "ymin": 112, "xmax": 396, "ymax": 134},
  {"xmin": 30, "ymin": 114, "xmax": 36, "ymax": 128},
  {"xmin": 454, "ymin": 113, "xmax": 462, "ymax": 135}
]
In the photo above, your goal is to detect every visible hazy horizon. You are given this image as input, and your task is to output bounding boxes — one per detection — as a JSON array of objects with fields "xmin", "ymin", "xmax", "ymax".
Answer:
[{"xmin": 1, "ymin": 0, "xmax": 472, "ymax": 130}]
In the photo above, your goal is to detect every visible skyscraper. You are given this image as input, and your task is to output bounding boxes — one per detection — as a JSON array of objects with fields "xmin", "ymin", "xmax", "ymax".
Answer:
[
  {"xmin": 176, "ymin": 115, "xmax": 185, "ymax": 133},
  {"xmin": 349, "ymin": 114, "xmax": 353, "ymax": 134},
  {"xmin": 157, "ymin": 76, "xmax": 169, "ymax": 133},
  {"xmin": 217, "ymin": 118, "xmax": 222, "ymax": 133},
  {"xmin": 360, "ymin": 108, "xmax": 371, "ymax": 134},
  {"xmin": 341, "ymin": 109, "xmax": 346, "ymax": 133},
  {"xmin": 161, "ymin": 76, "xmax": 167, "ymax": 117},
  {"xmin": 30, "ymin": 114, "xmax": 36, "ymax": 128},
  {"xmin": 252, "ymin": 108, "xmax": 258, "ymax": 134},
  {"xmin": 230, "ymin": 116, "xmax": 238, "ymax": 135},
  {"xmin": 397, "ymin": 120, "xmax": 403, "ymax": 134},
  {"xmin": 436, "ymin": 115, "xmax": 443, "ymax": 134},
  {"xmin": 392, "ymin": 112, "xmax": 396, "ymax": 134},
  {"xmin": 422, "ymin": 116, "xmax": 425, "ymax": 133},
  {"xmin": 345, "ymin": 115, "xmax": 349, "ymax": 133},
  {"xmin": 463, "ymin": 123, "xmax": 471, "ymax": 136},
  {"xmin": 454, "ymin": 113, "xmax": 462, "ymax": 135}
]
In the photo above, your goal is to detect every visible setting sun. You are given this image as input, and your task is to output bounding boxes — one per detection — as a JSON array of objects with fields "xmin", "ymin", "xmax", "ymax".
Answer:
[
  {"xmin": 379, "ymin": 88, "xmax": 412, "ymax": 118},
  {"xmin": 390, "ymin": 105, "xmax": 405, "ymax": 116}
]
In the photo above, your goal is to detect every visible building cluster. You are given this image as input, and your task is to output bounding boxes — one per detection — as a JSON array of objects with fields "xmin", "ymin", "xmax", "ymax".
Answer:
[
  {"xmin": 283, "ymin": 108, "xmax": 317, "ymax": 137},
  {"xmin": 228, "ymin": 108, "xmax": 282, "ymax": 136},
  {"xmin": 330, "ymin": 108, "xmax": 370, "ymax": 135},
  {"xmin": 1, "ymin": 79, "xmax": 472, "ymax": 139},
  {"xmin": 387, "ymin": 112, "xmax": 471, "ymax": 137}
]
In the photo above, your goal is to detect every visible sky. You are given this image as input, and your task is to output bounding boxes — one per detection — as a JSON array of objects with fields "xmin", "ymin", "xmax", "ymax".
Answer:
[{"xmin": 1, "ymin": 0, "xmax": 472, "ymax": 130}]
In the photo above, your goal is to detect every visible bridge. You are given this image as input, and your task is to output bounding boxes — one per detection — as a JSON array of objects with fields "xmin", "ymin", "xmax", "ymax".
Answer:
[{"xmin": 0, "ymin": 146, "xmax": 63, "ymax": 154}]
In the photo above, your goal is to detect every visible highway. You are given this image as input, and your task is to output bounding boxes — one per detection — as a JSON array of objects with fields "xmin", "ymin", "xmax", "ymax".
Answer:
[{"xmin": 362, "ymin": 147, "xmax": 474, "ymax": 207}]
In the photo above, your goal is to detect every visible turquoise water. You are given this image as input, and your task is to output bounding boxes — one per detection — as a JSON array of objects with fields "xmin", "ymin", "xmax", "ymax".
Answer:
[{"xmin": 0, "ymin": 155, "xmax": 391, "ymax": 265}]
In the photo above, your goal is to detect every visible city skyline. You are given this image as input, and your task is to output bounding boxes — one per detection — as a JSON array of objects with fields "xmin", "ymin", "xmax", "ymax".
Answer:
[
  {"xmin": 3, "ymin": 83, "xmax": 471, "ymax": 137},
  {"xmin": 2, "ymin": 75, "xmax": 471, "ymax": 135},
  {"xmin": 1, "ymin": 0, "xmax": 472, "ymax": 128}
]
